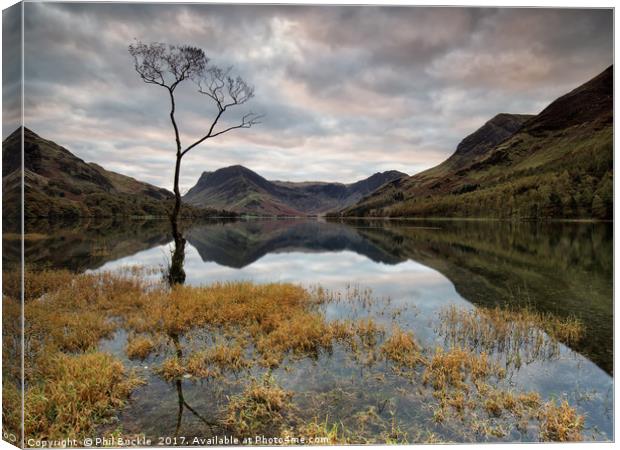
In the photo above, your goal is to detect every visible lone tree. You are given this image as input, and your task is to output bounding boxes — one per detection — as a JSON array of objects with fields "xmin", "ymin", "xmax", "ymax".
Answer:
[{"xmin": 128, "ymin": 41, "xmax": 261, "ymax": 232}]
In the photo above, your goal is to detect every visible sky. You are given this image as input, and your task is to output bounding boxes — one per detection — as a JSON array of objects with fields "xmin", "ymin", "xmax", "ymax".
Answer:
[{"xmin": 6, "ymin": 3, "xmax": 614, "ymax": 191}]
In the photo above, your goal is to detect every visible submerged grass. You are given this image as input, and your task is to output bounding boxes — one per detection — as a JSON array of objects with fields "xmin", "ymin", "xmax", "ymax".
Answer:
[
  {"xmin": 538, "ymin": 400, "xmax": 585, "ymax": 442},
  {"xmin": 438, "ymin": 304, "xmax": 584, "ymax": 368},
  {"xmin": 126, "ymin": 335, "xmax": 157, "ymax": 360},
  {"xmin": 10, "ymin": 267, "xmax": 589, "ymax": 444},
  {"xmin": 223, "ymin": 375, "xmax": 295, "ymax": 436}
]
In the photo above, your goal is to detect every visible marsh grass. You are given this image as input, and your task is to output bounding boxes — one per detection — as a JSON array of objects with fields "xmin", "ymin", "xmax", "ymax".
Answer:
[
  {"xmin": 25, "ymin": 352, "xmax": 144, "ymax": 441},
  {"xmin": 156, "ymin": 357, "xmax": 187, "ymax": 381},
  {"xmin": 538, "ymin": 400, "xmax": 585, "ymax": 442},
  {"xmin": 438, "ymin": 304, "xmax": 584, "ymax": 368},
  {"xmin": 223, "ymin": 375, "xmax": 295, "ymax": 436},
  {"xmin": 12, "ymin": 268, "xmax": 588, "ymax": 444},
  {"xmin": 381, "ymin": 326, "xmax": 424, "ymax": 369},
  {"xmin": 126, "ymin": 335, "xmax": 157, "ymax": 360}
]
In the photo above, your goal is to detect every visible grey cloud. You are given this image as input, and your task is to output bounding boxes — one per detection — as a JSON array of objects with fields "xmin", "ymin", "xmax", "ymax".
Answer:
[{"xmin": 12, "ymin": 3, "xmax": 613, "ymax": 189}]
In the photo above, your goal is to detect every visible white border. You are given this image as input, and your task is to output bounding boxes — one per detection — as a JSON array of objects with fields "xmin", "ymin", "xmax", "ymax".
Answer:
[{"xmin": 0, "ymin": 2, "xmax": 616, "ymax": 450}]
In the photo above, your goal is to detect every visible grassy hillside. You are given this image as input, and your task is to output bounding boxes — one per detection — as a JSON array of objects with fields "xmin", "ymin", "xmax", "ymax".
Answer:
[
  {"xmin": 340, "ymin": 66, "xmax": 612, "ymax": 220},
  {"xmin": 2, "ymin": 128, "xmax": 234, "ymax": 219}
]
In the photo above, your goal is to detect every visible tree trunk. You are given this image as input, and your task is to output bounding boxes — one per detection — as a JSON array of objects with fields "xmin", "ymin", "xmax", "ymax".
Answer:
[{"xmin": 168, "ymin": 153, "xmax": 186, "ymax": 285}]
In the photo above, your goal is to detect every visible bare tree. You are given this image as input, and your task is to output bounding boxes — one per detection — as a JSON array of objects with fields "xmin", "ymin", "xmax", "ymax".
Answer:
[{"xmin": 128, "ymin": 41, "xmax": 261, "ymax": 283}]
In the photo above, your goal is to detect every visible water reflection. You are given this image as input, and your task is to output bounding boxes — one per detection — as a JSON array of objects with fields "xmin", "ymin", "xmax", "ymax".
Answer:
[
  {"xmin": 19, "ymin": 217, "xmax": 613, "ymax": 440},
  {"xmin": 19, "ymin": 217, "xmax": 612, "ymax": 375}
]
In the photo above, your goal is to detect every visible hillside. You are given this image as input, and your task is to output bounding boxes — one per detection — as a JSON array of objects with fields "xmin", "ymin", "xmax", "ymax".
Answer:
[
  {"xmin": 2, "ymin": 128, "xmax": 231, "ymax": 218},
  {"xmin": 340, "ymin": 66, "xmax": 613, "ymax": 220},
  {"xmin": 183, "ymin": 165, "xmax": 407, "ymax": 216}
]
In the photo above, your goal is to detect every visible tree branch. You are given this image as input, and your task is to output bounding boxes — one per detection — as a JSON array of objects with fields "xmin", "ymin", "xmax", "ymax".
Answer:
[{"xmin": 181, "ymin": 112, "xmax": 263, "ymax": 157}]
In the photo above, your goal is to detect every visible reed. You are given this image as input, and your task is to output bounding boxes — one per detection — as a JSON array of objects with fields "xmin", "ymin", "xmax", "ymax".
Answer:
[
  {"xmin": 223, "ymin": 376, "xmax": 294, "ymax": 436},
  {"xmin": 538, "ymin": 400, "xmax": 585, "ymax": 442},
  {"xmin": 438, "ymin": 304, "xmax": 584, "ymax": 368},
  {"xmin": 24, "ymin": 352, "xmax": 143, "ymax": 442},
  {"xmin": 12, "ymin": 267, "xmax": 588, "ymax": 444}
]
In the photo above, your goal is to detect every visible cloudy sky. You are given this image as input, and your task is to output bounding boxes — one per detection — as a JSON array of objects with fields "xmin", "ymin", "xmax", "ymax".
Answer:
[{"xmin": 9, "ymin": 3, "xmax": 614, "ymax": 191}]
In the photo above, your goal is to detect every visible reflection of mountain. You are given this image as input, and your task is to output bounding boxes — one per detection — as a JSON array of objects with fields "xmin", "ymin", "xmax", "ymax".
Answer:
[
  {"xmin": 350, "ymin": 219, "xmax": 613, "ymax": 375},
  {"xmin": 185, "ymin": 219, "xmax": 402, "ymax": 268},
  {"xmin": 185, "ymin": 218, "xmax": 612, "ymax": 375},
  {"xmin": 7, "ymin": 218, "xmax": 172, "ymax": 271},
  {"xmin": 13, "ymin": 218, "xmax": 612, "ymax": 375}
]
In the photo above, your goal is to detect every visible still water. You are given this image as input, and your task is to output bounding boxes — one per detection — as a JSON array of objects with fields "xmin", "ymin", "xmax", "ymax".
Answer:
[{"xmin": 21, "ymin": 218, "xmax": 613, "ymax": 441}]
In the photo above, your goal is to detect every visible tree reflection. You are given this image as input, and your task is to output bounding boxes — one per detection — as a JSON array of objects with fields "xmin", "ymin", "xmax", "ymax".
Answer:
[{"xmin": 170, "ymin": 333, "xmax": 219, "ymax": 437}]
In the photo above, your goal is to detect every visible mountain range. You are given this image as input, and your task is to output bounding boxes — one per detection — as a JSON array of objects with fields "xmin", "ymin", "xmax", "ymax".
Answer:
[
  {"xmin": 339, "ymin": 65, "xmax": 613, "ymax": 219},
  {"xmin": 183, "ymin": 166, "xmax": 407, "ymax": 215},
  {"xmin": 2, "ymin": 65, "xmax": 612, "ymax": 220}
]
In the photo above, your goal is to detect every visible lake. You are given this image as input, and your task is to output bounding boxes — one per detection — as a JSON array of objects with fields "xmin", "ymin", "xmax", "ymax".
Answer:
[{"xmin": 16, "ymin": 218, "xmax": 614, "ymax": 442}]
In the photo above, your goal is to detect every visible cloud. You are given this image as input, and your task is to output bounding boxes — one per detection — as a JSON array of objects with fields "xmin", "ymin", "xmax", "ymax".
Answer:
[{"xmin": 14, "ymin": 3, "xmax": 613, "ymax": 190}]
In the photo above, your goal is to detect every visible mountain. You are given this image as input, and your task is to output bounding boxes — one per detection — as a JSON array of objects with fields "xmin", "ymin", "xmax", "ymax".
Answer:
[
  {"xmin": 183, "ymin": 165, "xmax": 407, "ymax": 216},
  {"xmin": 339, "ymin": 66, "xmax": 613, "ymax": 220},
  {"xmin": 426, "ymin": 113, "xmax": 533, "ymax": 175},
  {"xmin": 2, "ymin": 128, "xmax": 231, "ymax": 218}
]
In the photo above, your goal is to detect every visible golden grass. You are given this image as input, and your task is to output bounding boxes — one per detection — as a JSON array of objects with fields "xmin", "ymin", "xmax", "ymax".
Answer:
[
  {"xmin": 24, "ymin": 352, "xmax": 143, "ymax": 441},
  {"xmin": 156, "ymin": 357, "xmax": 186, "ymax": 382},
  {"xmin": 381, "ymin": 326, "xmax": 424, "ymax": 368},
  {"xmin": 205, "ymin": 343, "xmax": 249, "ymax": 372},
  {"xmin": 300, "ymin": 416, "xmax": 350, "ymax": 445},
  {"xmin": 184, "ymin": 352, "xmax": 218, "ymax": 379},
  {"xmin": 483, "ymin": 388, "xmax": 541, "ymax": 418},
  {"xmin": 223, "ymin": 376, "xmax": 294, "ymax": 436},
  {"xmin": 438, "ymin": 304, "xmax": 584, "ymax": 367},
  {"xmin": 126, "ymin": 335, "xmax": 156, "ymax": 360},
  {"xmin": 422, "ymin": 347, "xmax": 504, "ymax": 392},
  {"xmin": 11, "ymin": 268, "xmax": 589, "ymax": 444},
  {"xmin": 538, "ymin": 400, "xmax": 585, "ymax": 442},
  {"xmin": 157, "ymin": 344, "xmax": 249, "ymax": 381},
  {"xmin": 2, "ymin": 382, "xmax": 22, "ymax": 439}
]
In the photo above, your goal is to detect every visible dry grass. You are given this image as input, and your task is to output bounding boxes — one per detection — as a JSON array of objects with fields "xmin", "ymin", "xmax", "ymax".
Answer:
[
  {"xmin": 381, "ymin": 326, "xmax": 424, "ymax": 368},
  {"xmin": 156, "ymin": 357, "xmax": 186, "ymax": 381},
  {"xmin": 300, "ymin": 416, "xmax": 350, "ymax": 445},
  {"xmin": 422, "ymin": 347, "xmax": 504, "ymax": 392},
  {"xmin": 483, "ymin": 388, "xmax": 541, "ymax": 418},
  {"xmin": 24, "ymin": 352, "xmax": 143, "ymax": 441},
  {"xmin": 157, "ymin": 344, "xmax": 249, "ymax": 380},
  {"xmin": 12, "ymin": 268, "xmax": 589, "ymax": 444},
  {"xmin": 438, "ymin": 304, "xmax": 584, "ymax": 367},
  {"xmin": 205, "ymin": 343, "xmax": 249, "ymax": 372},
  {"xmin": 12, "ymin": 269, "xmax": 153, "ymax": 441},
  {"xmin": 538, "ymin": 400, "xmax": 585, "ymax": 442},
  {"xmin": 126, "ymin": 335, "xmax": 156, "ymax": 360},
  {"xmin": 223, "ymin": 376, "xmax": 295, "ymax": 436},
  {"xmin": 2, "ymin": 382, "xmax": 22, "ymax": 440}
]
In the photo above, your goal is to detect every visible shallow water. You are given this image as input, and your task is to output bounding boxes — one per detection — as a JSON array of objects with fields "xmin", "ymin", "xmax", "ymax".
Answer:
[{"xmin": 22, "ymin": 218, "xmax": 614, "ymax": 442}]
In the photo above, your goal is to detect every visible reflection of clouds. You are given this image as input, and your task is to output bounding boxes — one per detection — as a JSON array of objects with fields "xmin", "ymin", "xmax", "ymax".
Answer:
[
  {"xmin": 93, "ymin": 237, "xmax": 612, "ymax": 438},
  {"xmin": 184, "ymin": 249, "xmax": 451, "ymax": 290}
]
